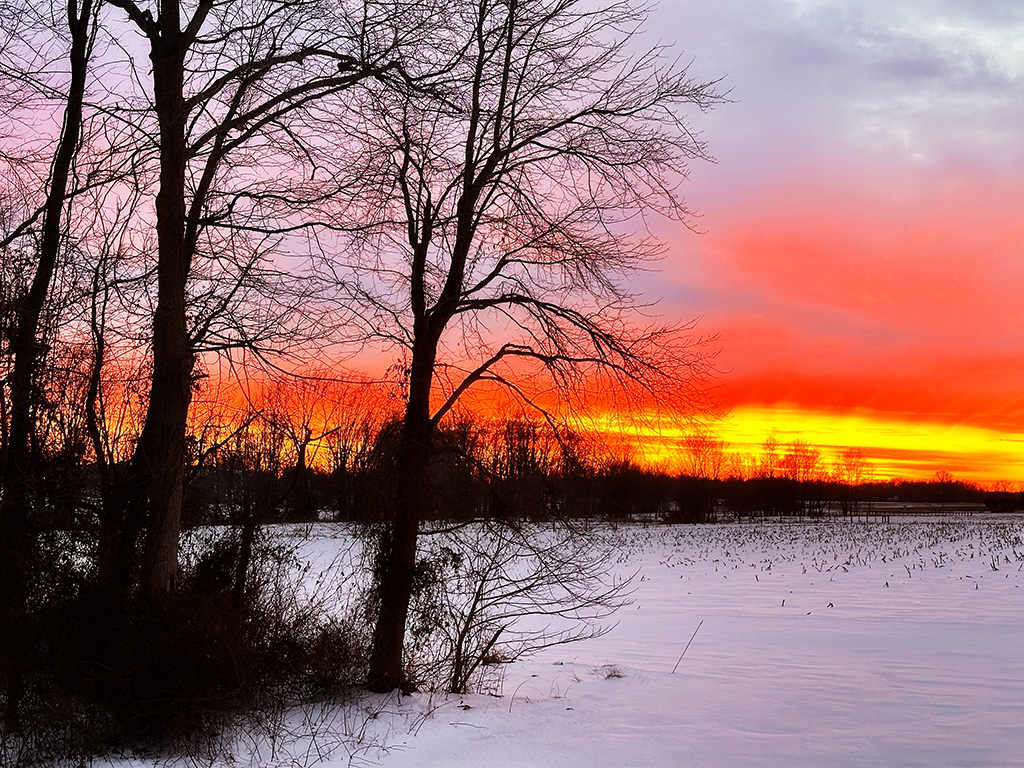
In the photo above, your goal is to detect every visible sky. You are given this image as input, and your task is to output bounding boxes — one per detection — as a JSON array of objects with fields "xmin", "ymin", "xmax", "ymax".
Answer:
[{"xmin": 633, "ymin": 0, "xmax": 1024, "ymax": 483}]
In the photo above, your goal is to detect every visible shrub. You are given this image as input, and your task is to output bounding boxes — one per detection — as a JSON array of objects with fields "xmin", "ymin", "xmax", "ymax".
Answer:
[{"xmin": 1, "ymin": 527, "xmax": 367, "ymax": 767}]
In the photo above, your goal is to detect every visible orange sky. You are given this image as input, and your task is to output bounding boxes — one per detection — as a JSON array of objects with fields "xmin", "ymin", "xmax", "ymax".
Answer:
[
  {"xmin": 637, "ymin": 167, "xmax": 1024, "ymax": 484},
  {"xmin": 626, "ymin": 0, "xmax": 1024, "ymax": 484},
  {"xmin": 327, "ymin": 2, "xmax": 1024, "ymax": 485},
  {"xmin": 336, "ymin": 159, "xmax": 1024, "ymax": 483}
]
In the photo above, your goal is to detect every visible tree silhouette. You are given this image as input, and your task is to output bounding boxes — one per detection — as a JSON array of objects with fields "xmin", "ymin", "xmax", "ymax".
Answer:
[
  {"xmin": 0, "ymin": 0, "xmax": 101, "ymax": 729},
  {"xmin": 834, "ymin": 446, "xmax": 869, "ymax": 516},
  {"xmin": 100, "ymin": 0, "xmax": 414, "ymax": 600},
  {"xmin": 679, "ymin": 429, "xmax": 729, "ymax": 522},
  {"xmin": 336, "ymin": 0, "xmax": 723, "ymax": 691}
]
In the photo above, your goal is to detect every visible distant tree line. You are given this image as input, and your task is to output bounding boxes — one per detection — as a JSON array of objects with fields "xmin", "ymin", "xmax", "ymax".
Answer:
[{"xmin": 170, "ymin": 390, "xmax": 1024, "ymax": 527}]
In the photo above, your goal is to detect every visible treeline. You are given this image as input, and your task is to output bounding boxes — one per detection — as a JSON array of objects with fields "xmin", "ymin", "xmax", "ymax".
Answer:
[
  {"xmin": 274, "ymin": 418, "xmax": 1020, "ymax": 524},
  {"xmin": 180, "ymin": 401, "xmax": 1024, "ymax": 527},
  {"xmin": 8, "ymin": 364, "xmax": 1010, "ymax": 533}
]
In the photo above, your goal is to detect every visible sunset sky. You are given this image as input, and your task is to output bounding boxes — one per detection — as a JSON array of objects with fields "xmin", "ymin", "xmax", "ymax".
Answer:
[{"xmin": 625, "ymin": 0, "xmax": 1024, "ymax": 483}]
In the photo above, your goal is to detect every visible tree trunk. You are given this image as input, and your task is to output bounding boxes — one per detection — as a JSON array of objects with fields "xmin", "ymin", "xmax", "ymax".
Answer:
[
  {"xmin": 0, "ymin": 0, "xmax": 95, "ymax": 729},
  {"xmin": 132, "ymin": 10, "xmax": 194, "ymax": 602},
  {"xmin": 364, "ymin": 453, "xmax": 423, "ymax": 691},
  {"xmin": 366, "ymin": 341, "xmax": 437, "ymax": 692}
]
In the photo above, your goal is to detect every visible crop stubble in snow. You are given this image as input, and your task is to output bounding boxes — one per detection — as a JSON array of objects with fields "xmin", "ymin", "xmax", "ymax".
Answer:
[{"xmin": 369, "ymin": 516, "xmax": 1024, "ymax": 768}]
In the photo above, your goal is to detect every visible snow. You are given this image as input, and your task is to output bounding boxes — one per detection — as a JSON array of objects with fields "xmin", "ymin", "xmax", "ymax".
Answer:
[{"xmin": 104, "ymin": 516, "xmax": 1024, "ymax": 767}]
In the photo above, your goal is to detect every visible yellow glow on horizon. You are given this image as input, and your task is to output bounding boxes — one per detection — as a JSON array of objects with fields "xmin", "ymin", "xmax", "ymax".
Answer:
[
  {"xmin": 187, "ymin": 367, "xmax": 1024, "ymax": 486},
  {"xmin": 717, "ymin": 405, "xmax": 1024, "ymax": 483},
  {"xmin": 585, "ymin": 405, "xmax": 1024, "ymax": 485}
]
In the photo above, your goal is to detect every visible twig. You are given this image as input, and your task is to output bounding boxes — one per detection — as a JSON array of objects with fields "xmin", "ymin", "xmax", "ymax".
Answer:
[
  {"xmin": 671, "ymin": 620, "xmax": 704, "ymax": 673},
  {"xmin": 508, "ymin": 679, "xmax": 531, "ymax": 713}
]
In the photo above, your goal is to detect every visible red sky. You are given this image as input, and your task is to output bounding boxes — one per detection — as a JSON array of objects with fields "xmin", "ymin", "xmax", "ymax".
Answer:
[{"xmin": 631, "ymin": 0, "xmax": 1024, "ymax": 483}]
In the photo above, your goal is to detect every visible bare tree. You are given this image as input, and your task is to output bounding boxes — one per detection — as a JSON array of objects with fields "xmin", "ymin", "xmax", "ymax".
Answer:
[
  {"xmin": 932, "ymin": 469, "xmax": 955, "ymax": 507},
  {"xmin": 322, "ymin": 378, "xmax": 395, "ymax": 520},
  {"xmin": 682, "ymin": 430, "xmax": 729, "ymax": 481},
  {"xmin": 1, "ymin": 0, "xmax": 98, "ymax": 495},
  {"xmin": 99, "ymin": 0, "xmax": 419, "ymax": 600},
  {"xmin": 0, "ymin": 0, "xmax": 102, "ymax": 729},
  {"xmin": 333, "ymin": 0, "xmax": 722, "ymax": 691},
  {"xmin": 758, "ymin": 432, "xmax": 781, "ymax": 480},
  {"xmin": 263, "ymin": 369, "xmax": 374, "ymax": 520},
  {"xmin": 834, "ymin": 446, "xmax": 869, "ymax": 517},
  {"xmin": 484, "ymin": 416, "xmax": 563, "ymax": 519},
  {"xmin": 678, "ymin": 429, "xmax": 728, "ymax": 522},
  {"xmin": 411, "ymin": 518, "xmax": 632, "ymax": 694},
  {"xmin": 781, "ymin": 439, "xmax": 825, "ymax": 516}
]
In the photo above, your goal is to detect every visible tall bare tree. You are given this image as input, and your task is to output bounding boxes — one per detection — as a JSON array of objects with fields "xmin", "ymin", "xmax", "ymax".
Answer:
[
  {"xmin": 0, "ymin": 0, "xmax": 101, "ymax": 729},
  {"xmin": 335, "ymin": 0, "xmax": 722, "ymax": 691},
  {"xmin": 100, "ymin": 0, "xmax": 417, "ymax": 600}
]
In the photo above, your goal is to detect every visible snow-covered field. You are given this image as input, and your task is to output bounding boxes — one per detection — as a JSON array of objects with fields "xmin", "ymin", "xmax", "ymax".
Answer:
[{"xmin": 112, "ymin": 515, "xmax": 1024, "ymax": 767}]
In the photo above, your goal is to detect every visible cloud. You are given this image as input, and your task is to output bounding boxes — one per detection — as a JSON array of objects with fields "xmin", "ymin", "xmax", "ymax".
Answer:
[
  {"xmin": 658, "ymin": 0, "xmax": 1024, "ymax": 174},
  {"xmin": 648, "ymin": 158, "xmax": 1024, "ymax": 442},
  {"xmin": 719, "ymin": 168, "xmax": 1024, "ymax": 340}
]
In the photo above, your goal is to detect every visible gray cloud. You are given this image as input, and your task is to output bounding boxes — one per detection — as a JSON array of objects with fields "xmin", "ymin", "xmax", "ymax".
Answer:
[{"xmin": 655, "ymin": 0, "xmax": 1024, "ymax": 175}]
